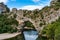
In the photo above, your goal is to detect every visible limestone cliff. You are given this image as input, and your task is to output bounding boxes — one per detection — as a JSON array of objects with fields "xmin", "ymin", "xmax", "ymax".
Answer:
[
  {"xmin": 8, "ymin": 0, "xmax": 60, "ymax": 33},
  {"xmin": 0, "ymin": 0, "xmax": 60, "ymax": 33}
]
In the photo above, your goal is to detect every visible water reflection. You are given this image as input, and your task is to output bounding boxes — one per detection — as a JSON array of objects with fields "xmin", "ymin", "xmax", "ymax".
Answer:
[{"xmin": 23, "ymin": 30, "xmax": 38, "ymax": 40}]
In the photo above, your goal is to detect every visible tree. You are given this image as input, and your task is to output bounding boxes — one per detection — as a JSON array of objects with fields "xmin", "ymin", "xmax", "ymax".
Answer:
[
  {"xmin": 42, "ymin": 17, "xmax": 60, "ymax": 40},
  {"xmin": 24, "ymin": 21, "xmax": 35, "ymax": 29},
  {"xmin": 0, "ymin": 14, "xmax": 18, "ymax": 33}
]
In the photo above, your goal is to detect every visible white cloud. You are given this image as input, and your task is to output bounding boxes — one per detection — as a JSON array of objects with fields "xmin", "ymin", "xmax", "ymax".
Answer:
[
  {"xmin": 0, "ymin": 0, "xmax": 16, "ymax": 4},
  {"xmin": 20, "ymin": 5, "xmax": 44, "ymax": 10},
  {"xmin": 32, "ymin": 0, "xmax": 40, "ymax": 2},
  {"xmin": 0, "ymin": 0, "xmax": 8, "ymax": 3}
]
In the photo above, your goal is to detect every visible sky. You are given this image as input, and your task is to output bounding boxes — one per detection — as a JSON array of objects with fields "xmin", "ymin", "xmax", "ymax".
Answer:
[{"xmin": 0, "ymin": 0, "xmax": 51, "ymax": 10}]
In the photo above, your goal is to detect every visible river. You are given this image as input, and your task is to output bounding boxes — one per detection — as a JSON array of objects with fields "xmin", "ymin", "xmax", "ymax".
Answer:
[
  {"xmin": 4, "ymin": 30, "xmax": 39, "ymax": 40},
  {"xmin": 23, "ymin": 30, "xmax": 38, "ymax": 40}
]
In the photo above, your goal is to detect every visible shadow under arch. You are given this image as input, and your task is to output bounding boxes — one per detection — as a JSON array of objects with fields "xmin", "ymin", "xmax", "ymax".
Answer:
[{"xmin": 23, "ymin": 20, "xmax": 37, "ymax": 31}]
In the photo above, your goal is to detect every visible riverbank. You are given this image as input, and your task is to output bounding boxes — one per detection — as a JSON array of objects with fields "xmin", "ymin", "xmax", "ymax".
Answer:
[
  {"xmin": 0, "ymin": 32, "xmax": 22, "ymax": 40},
  {"xmin": 4, "ymin": 32, "xmax": 25, "ymax": 40}
]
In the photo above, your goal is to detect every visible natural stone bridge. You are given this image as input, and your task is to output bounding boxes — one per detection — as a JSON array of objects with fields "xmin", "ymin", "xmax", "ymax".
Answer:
[{"xmin": 16, "ymin": 17, "xmax": 45, "ymax": 34}]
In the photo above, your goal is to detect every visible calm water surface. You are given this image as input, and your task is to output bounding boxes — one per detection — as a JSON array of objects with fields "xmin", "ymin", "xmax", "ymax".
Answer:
[{"xmin": 23, "ymin": 30, "xmax": 38, "ymax": 40}]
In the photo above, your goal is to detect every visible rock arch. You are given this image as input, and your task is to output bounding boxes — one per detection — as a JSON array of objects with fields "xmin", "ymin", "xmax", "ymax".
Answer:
[
  {"xmin": 22, "ymin": 17, "xmax": 41, "ymax": 32},
  {"xmin": 16, "ymin": 17, "xmax": 44, "ymax": 34}
]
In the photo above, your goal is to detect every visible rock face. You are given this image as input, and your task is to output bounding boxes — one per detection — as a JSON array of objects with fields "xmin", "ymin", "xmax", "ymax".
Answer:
[
  {"xmin": 52, "ymin": 0, "xmax": 57, "ymax": 2},
  {"xmin": 51, "ymin": 0, "xmax": 58, "ymax": 6},
  {"xmin": 0, "ymin": 2, "xmax": 9, "ymax": 13},
  {"xmin": 12, "ymin": 8, "xmax": 17, "ymax": 13},
  {"xmin": 17, "ymin": 9, "xmax": 23, "ymax": 19},
  {"xmin": 1, "ymin": 0, "xmax": 60, "ymax": 34},
  {"xmin": 43, "ymin": 10, "xmax": 60, "ymax": 24},
  {"xmin": 14, "ymin": 9, "xmax": 60, "ymax": 33}
]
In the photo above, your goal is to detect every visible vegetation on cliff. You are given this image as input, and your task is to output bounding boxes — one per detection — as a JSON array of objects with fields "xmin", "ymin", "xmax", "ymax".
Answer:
[
  {"xmin": 37, "ymin": 0, "xmax": 60, "ymax": 40},
  {"xmin": 41, "ymin": 17, "xmax": 60, "ymax": 40},
  {"xmin": 24, "ymin": 21, "xmax": 35, "ymax": 29},
  {"xmin": 0, "ymin": 14, "xmax": 18, "ymax": 33}
]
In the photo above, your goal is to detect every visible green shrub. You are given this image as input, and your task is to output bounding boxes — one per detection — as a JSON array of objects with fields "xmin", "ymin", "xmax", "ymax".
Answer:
[{"xmin": 0, "ymin": 14, "xmax": 18, "ymax": 33}]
